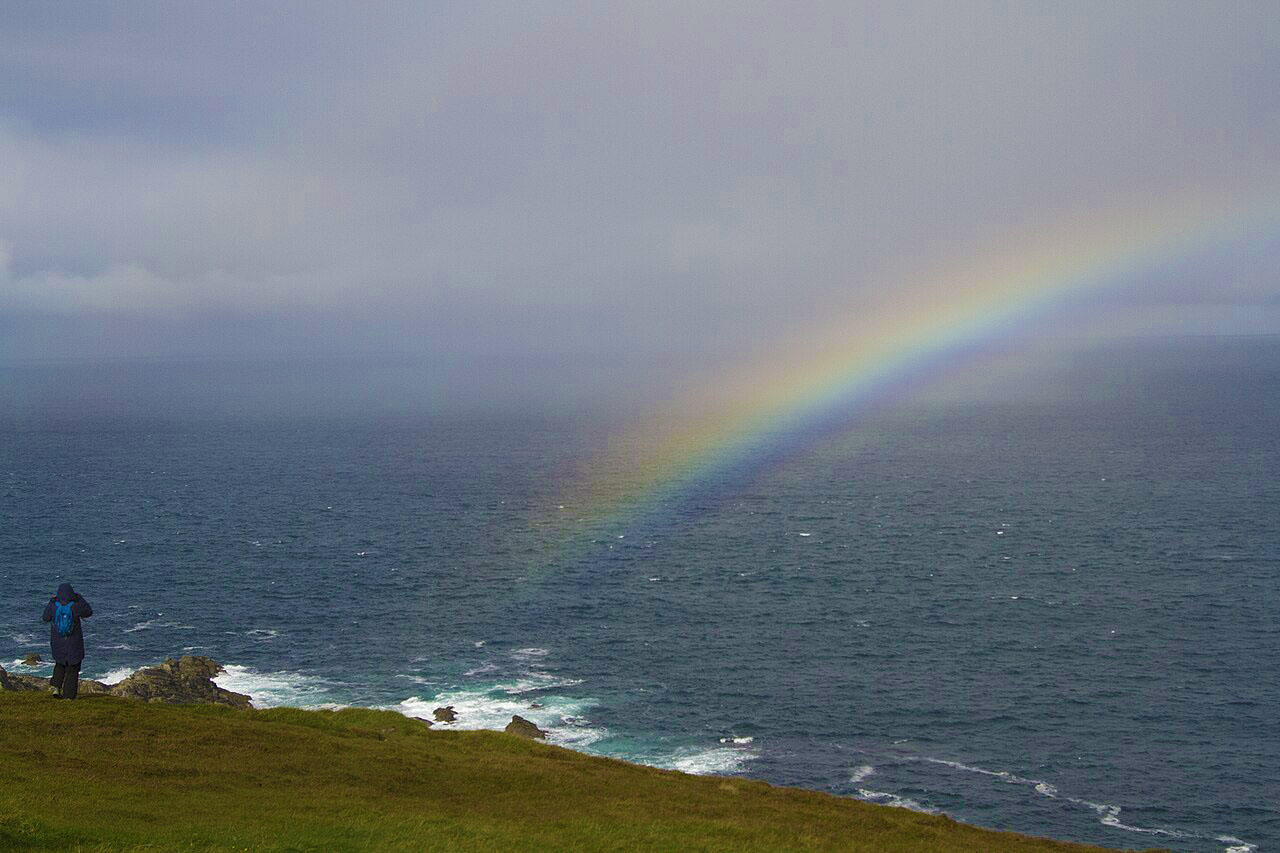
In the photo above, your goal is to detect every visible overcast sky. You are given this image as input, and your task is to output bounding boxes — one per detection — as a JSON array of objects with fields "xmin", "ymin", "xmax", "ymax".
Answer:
[{"xmin": 2, "ymin": 2, "xmax": 1278, "ymax": 412}]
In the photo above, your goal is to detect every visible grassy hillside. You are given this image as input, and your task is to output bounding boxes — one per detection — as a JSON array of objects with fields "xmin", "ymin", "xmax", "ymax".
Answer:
[{"xmin": 0, "ymin": 692, "xmax": 1143, "ymax": 852}]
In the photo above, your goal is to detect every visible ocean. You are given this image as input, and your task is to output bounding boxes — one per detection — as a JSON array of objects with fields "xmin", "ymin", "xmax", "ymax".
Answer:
[{"xmin": 2, "ymin": 336, "xmax": 1276, "ymax": 852}]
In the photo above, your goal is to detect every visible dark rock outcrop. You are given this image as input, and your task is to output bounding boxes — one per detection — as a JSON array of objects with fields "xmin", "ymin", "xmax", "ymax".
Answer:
[
  {"xmin": 0, "ymin": 663, "xmax": 107, "ymax": 695},
  {"xmin": 22, "ymin": 653, "xmax": 42, "ymax": 666},
  {"xmin": 412, "ymin": 717, "xmax": 434, "ymax": 727},
  {"xmin": 0, "ymin": 663, "xmax": 28, "ymax": 692},
  {"xmin": 108, "ymin": 656, "xmax": 250, "ymax": 709},
  {"xmin": 504, "ymin": 715, "xmax": 547, "ymax": 740},
  {"xmin": 433, "ymin": 706, "xmax": 457, "ymax": 722}
]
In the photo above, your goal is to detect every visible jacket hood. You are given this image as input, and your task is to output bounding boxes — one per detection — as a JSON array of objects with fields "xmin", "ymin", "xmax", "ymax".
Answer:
[{"xmin": 56, "ymin": 583, "xmax": 75, "ymax": 603}]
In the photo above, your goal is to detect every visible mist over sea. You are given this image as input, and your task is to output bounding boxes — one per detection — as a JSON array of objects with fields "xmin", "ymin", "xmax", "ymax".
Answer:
[{"xmin": 3, "ymin": 335, "xmax": 1276, "ymax": 852}]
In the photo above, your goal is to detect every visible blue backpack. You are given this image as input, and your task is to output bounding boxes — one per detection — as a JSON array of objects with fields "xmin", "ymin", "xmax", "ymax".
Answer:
[{"xmin": 53, "ymin": 600, "xmax": 75, "ymax": 637}]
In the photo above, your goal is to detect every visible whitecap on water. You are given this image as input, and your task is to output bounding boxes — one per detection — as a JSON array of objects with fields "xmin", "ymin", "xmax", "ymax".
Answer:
[
  {"xmin": 650, "ymin": 745, "xmax": 757, "ymax": 776},
  {"xmin": 850, "ymin": 764, "xmax": 875, "ymax": 784},
  {"xmin": 123, "ymin": 619, "xmax": 194, "ymax": 633},
  {"xmin": 213, "ymin": 665, "xmax": 342, "ymax": 708},
  {"xmin": 502, "ymin": 675, "xmax": 583, "ymax": 694},
  {"xmin": 96, "ymin": 666, "xmax": 138, "ymax": 684},
  {"xmin": 855, "ymin": 788, "xmax": 938, "ymax": 814},
  {"xmin": 396, "ymin": 682, "xmax": 604, "ymax": 750},
  {"xmin": 393, "ymin": 675, "xmax": 436, "ymax": 685},
  {"xmin": 915, "ymin": 755, "xmax": 1252, "ymax": 849},
  {"xmin": 10, "ymin": 633, "xmax": 36, "ymax": 645}
]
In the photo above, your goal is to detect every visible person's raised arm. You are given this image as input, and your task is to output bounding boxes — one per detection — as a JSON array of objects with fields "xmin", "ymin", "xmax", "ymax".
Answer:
[
  {"xmin": 41, "ymin": 597, "xmax": 54, "ymax": 622},
  {"xmin": 76, "ymin": 595, "xmax": 92, "ymax": 619}
]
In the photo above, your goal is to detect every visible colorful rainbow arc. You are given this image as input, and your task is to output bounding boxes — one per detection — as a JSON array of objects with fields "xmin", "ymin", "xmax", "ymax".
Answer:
[{"xmin": 537, "ymin": 190, "xmax": 1278, "ymax": 557}]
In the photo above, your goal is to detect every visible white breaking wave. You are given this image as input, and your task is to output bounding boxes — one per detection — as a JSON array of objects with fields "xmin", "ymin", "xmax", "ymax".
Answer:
[
  {"xmin": 213, "ymin": 665, "xmax": 341, "ymax": 709},
  {"xmin": 650, "ymin": 745, "xmax": 758, "ymax": 776},
  {"xmin": 96, "ymin": 666, "xmax": 137, "ymax": 684},
  {"xmin": 396, "ymin": 681, "xmax": 604, "ymax": 750},
  {"xmin": 393, "ymin": 675, "xmax": 436, "ymax": 686},
  {"xmin": 393, "ymin": 653, "xmax": 757, "ymax": 777},
  {"xmin": 10, "ymin": 632, "xmax": 36, "ymax": 645},
  {"xmin": 123, "ymin": 619, "xmax": 194, "ymax": 633},
  {"xmin": 855, "ymin": 788, "xmax": 939, "ymax": 814},
  {"xmin": 917, "ymin": 755, "xmax": 1254, "ymax": 851},
  {"xmin": 921, "ymin": 757, "xmax": 1047, "ymax": 788},
  {"xmin": 1066, "ymin": 796, "xmax": 1198, "ymax": 841},
  {"xmin": 245, "ymin": 628, "xmax": 280, "ymax": 641},
  {"xmin": 850, "ymin": 764, "xmax": 875, "ymax": 784},
  {"xmin": 503, "ymin": 675, "xmax": 584, "ymax": 694}
]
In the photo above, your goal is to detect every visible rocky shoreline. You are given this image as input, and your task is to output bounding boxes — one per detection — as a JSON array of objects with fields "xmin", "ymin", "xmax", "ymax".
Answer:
[
  {"xmin": 0, "ymin": 655, "xmax": 549, "ymax": 738},
  {"xmin": 0, "ymin": 655, "xmax": 250, "ymax": 707}
]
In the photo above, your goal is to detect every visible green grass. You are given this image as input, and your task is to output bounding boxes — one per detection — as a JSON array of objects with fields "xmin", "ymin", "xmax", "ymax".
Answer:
[{"xmin": 0, "ymin": 692, "xmax": 1151, "ymax": 852}]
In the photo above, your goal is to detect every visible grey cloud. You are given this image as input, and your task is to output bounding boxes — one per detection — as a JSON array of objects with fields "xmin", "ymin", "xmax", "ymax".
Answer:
[{"xmin": 2, "ymin": 1, "xmax": 1278, "ymax": 384}]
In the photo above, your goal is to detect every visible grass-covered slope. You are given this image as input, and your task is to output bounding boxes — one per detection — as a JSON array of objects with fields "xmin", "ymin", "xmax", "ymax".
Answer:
[{"xmin": 0, "ymin": 692, "xmax": 1137, "ymax": 852}]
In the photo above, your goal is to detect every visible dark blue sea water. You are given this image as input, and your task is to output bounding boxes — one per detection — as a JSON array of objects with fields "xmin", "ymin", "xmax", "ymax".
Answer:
[{"xmin": 3, "ymin": 337, "xmax": 1277, "ymax": 852}]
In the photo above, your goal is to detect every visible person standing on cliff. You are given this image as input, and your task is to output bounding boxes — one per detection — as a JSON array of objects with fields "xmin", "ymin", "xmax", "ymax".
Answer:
[{"xmin": 41, "ymin": 583, "xmax": 93, "ymax": 700}]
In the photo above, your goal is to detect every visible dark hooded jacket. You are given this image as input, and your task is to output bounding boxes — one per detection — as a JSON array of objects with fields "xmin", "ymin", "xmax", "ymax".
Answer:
[{"xmin": 41, "ymin": 583, "xmax": 92, "ymax": 665}]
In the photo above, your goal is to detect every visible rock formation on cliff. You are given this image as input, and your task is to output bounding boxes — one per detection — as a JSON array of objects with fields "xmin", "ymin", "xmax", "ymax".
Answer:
[
  {"xmin": 108, "ymin": 656, "xmax": 250, "ymax": 708},
  {"xmin": 504, "ymin": 714, "xmax": 548, "ymax": 739}
]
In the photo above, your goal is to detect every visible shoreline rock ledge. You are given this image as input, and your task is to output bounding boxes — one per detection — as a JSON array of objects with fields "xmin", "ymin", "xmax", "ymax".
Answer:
[
  {"xmin": 110, "ymin": 656, "xmax": 250, "ymax": 708},
  {"xmin": 0, "ymin": 663, "xmax": 109, "ymax": 694},
  {"xmin": 0, "ymin": 655, "xmax": 250, "ymax": 708}
]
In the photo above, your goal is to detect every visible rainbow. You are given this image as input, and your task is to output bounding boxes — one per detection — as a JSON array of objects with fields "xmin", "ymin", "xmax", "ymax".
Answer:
[{"xmin": 539, "ymin": 189, "xmax": 1276, "ymax": 553}]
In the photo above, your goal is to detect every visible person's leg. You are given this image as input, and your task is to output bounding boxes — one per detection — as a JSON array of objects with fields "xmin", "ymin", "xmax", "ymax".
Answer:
[
  {"xmin": 50, "ymin": 661, "xmax": 66, "ymax": 696},
  {"xmin": 63, "ymin": 663, "xmax": 80, "ymax": 700}
]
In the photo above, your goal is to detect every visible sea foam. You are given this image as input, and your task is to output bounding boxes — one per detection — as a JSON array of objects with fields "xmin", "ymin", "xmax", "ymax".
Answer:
[
  {"xmin": 396, "ymin": 678, "xmax": 604, "ymax": 750},
  {"xmin": 213, "ymin": 665, "xmax": 342, "ymax": 709},
  {"xmin": 651, "ymin": 745, "xmax": 758, "ymax": 776},
  {"xmin": 850, "ymin": 764, "xmax": 875, "ymax": 784},
  {"xmin": 96, "ymin": 666, "xmax": 137, "ymax": 684},
  {"xmin": 855, "ymin": 788, "xmax": 939, "ymax": 814},
  {"xmin": 916, "ymin": 755, "xmax": 1254, "ymax": 850}
]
